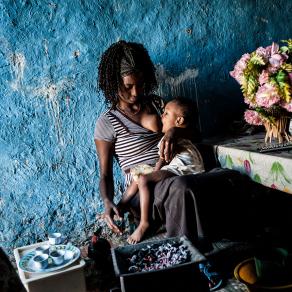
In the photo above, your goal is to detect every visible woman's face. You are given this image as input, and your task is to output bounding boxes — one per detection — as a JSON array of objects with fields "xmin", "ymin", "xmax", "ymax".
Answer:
[{"xmin": 118, "ymin": 73, "xmax": 145, "ymax": 105}]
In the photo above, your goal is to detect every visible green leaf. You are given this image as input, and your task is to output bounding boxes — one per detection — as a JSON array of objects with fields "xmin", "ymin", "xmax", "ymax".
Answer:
[
  {"xmin": 226, "ymin": 155, "xmax": 233, "ymax": 168},
  {"xmin": 253, "ymin": 174, "xmax": 261, "ymax": 184},
  {"xmin": 283, "ymin": 175, "xmax": 291, "ymax": 184},
  {"xmin": 274, "ymin": 70, "xmax": 292, "ymax": 102},
  {"xmin": 271, "ymin": 161, "xmax": 283, "ymax": 172},
  {"xmin": 282, "ymin": 63, "xmax": 292, "ymax": 72},
  {"xmin": 282, "ymin": 39, "xmax": 292, "ymax": 51},
  {"xmin": 249, "ymin": 153, "xmax": 254, "ymax": 164},
  {"xmin": 246, "ymin": 74, "xmax": 258, "ymax": 97},
  {"xmin": 250, "ymin": 54, "xmax": 265, "ymax": 66},
  {"xmin": 282, "ymin": 83, "xmax": 292, "ymax": 103},
  {"xmin": 280, "ymin": 46, "xmax": 289, "ymax": 53},
  {"xmin": 276, "ymin": 70, "xmax": 286, "ymax": 83}
]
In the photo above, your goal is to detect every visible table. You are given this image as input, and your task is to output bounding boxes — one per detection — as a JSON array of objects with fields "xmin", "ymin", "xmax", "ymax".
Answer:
[
  {"xmin": 14, "ymin": 241, "xmax": 86, "ymax": 292},
  {"xmin": 214, "ymin": 133, "xmax": 292, "ymax": 194}
]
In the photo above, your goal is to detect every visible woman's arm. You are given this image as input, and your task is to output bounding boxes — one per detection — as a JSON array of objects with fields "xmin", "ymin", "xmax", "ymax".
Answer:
[
  {"xmin": 160, "ymin": 127, "xmax": 201, "ymax": 162},
  {"xmin": 159, "ymin": 127, "xmax": 186, "ymax": 162},
  {"xmin": 154, "ymin": 157, "xmax": 166, "ymax": 171},
  {"xmin": 95, "ymin": 139, "xmax": 122, "ymax": 234}
]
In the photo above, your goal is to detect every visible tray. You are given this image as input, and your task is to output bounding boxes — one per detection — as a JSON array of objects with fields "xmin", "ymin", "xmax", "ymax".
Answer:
[
  {"xmin": 111, "ymin": 236, "xmax": 208, "ymax": 292},
  {"xmin": 19, "ymin": 244, "xmax": 80, "ymax": 273}
]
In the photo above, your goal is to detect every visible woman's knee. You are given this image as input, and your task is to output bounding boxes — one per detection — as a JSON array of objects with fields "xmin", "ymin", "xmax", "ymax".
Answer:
[
  {"xmin": 170, "ymin": 175, "xmax": 194, "ymax": 191},
  {"xmin": 169, "ymin": 175, "xmax": 196, "ymax": 201}
]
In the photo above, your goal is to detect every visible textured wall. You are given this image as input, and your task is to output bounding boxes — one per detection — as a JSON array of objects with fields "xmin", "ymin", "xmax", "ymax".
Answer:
[{"xmin": 0, "ymin": 0, "xmax": 291, "ymax": 257}]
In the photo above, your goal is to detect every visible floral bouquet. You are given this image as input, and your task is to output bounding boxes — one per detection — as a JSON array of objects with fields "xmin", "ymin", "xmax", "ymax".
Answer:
[{"xmin": 230, "ymin": 40, "xmax": 292, "ymax": 143}]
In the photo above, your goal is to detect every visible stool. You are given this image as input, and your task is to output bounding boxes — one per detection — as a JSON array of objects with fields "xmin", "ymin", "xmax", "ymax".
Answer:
[{"xmin": 14, "ymin": 241, "xmax": 86, "ymax": 292}]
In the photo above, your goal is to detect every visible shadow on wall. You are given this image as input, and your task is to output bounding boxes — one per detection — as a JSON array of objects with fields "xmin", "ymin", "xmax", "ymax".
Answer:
[
  {"xmin": 155, "ymin": 64, "xmax": 202, "ymax": 129},
  {"xmin": 155, "ymin": 64, "xmax": 243, "ymax": 138}
]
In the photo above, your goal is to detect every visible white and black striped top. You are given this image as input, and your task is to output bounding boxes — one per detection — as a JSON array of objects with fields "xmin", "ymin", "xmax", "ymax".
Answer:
[{"xmin": 94, "ymin": 98, "xmax": 164, "ymax": 187}]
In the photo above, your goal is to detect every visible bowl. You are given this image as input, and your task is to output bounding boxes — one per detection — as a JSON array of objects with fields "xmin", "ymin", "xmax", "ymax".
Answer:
[
  {"xmin": 234, "ymin": 258, "xmax": 292, "ymax": 291},
  {"xmin": 32, "ymin": 254, "xmax": 49, "ymax": 270},
  {"xmin": 50, "ymin": 249, "xmax": 65, "ymax": 266}
]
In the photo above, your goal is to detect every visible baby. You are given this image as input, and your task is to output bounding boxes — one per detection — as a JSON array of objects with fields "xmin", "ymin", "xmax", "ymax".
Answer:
[{"xmin": 119, "ymin": 97, "xmax": 205, "ymax": 244}]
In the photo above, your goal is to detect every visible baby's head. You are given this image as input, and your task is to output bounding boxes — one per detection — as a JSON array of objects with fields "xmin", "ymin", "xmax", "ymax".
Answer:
[{"xmin": 161, "ymin": 97, "xmax": 196, "ymax": 133}]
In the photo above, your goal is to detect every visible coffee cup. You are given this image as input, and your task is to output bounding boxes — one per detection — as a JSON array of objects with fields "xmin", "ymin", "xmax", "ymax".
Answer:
[
  {"xmin": 50, "ymin": 250, "xmax": 65, "ymax": 265},
  {"xmin": 32, "ymin": 254, "xmax": 49, "ymax": 270},
  {"xmin": 48, "ymin": 232, "xmax": 63, "ymax": 245},
  {"xmin": 35, "ymin": 244, "xmax": 50, "ymax": 255},
  {"xmin": 64, "ymin": 250, "xmax": 75, "ymax": 261}
]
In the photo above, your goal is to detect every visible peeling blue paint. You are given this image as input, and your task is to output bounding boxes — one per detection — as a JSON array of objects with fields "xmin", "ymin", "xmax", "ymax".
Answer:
[{"xmin": 0, "ymin": 0, "xmax": 291, "ymax": 258}]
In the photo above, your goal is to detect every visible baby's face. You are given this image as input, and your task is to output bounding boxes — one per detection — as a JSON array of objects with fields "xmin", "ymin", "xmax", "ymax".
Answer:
[{"xmin": 161, "ymin": 101, "xmax": 183, "ymax": 133}]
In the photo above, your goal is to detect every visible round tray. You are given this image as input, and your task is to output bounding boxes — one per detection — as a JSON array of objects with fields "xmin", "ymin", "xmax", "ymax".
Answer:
[
  {"xmin": 19, "ymin": 244, "xmax": 80, "ymax": 273},
  {"xmin": 234, "ymin": 258, "xmax": 292, "ymax": 291}
]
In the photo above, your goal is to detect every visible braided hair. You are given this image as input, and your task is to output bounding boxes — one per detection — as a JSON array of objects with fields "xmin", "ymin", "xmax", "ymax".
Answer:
[{"xmin": 98, "ymin": 40, "xmax": 157, "ymax": 107}]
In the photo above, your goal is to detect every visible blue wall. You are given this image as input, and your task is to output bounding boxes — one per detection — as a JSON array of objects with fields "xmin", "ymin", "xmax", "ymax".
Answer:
[{"xmin": 0, "ymin": 0, "xmax": 291, "ymax": 257}]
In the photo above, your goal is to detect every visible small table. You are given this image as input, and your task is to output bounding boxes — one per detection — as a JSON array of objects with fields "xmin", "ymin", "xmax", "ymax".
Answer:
[
  {"xmin": 14, "ymin": 241, "xmax": 86, "ymax": 292},
  {"xmin": 214, "ymin": 133, "xmax": 292, "ymax": 194}
]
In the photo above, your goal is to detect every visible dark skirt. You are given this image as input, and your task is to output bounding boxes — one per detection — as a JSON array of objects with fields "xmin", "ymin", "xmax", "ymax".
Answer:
[{"xmin": 129, "ymin": 168, "xmax": 256, "ymax": 243}]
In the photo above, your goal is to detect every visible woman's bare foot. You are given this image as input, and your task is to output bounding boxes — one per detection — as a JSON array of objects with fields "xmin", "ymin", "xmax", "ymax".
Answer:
[{"xmin": 127, "ymin": 222, "xmax": 149, "ymax": 244}]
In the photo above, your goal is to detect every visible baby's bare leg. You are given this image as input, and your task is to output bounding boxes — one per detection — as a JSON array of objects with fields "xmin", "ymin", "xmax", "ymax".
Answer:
[
  {"xmin": 120, "ymin": 181, "xmax": 138, "ymax": 204},
  {"xmin": 127, "ymin": 170, "xmax": 175, "ymax": 244}
]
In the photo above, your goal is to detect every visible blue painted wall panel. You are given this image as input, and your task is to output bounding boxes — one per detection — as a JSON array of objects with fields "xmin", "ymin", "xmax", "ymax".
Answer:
[{"xmin": 0, "ymin": 0, "xmax": 291, "ymax": 257}]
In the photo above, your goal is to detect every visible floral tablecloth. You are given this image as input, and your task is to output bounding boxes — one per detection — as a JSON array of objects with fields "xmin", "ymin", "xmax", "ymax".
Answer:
[{"xmin": 215, "ymin": 133, "xmax": 292, "ymax": 194}]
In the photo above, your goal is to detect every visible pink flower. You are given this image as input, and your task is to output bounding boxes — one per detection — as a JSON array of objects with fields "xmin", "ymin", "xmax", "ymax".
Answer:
[
  {"xmin": 265, "ymin": 45, "xmax": 273, "ymax": 57},
  {"xmin": 266, "ymin": 65, "xmax": 278, "ymax": 74},
  {"xmin": 269, "ymin": 53, "xmax": 288, "ymax": 69},
  {"xmin": 255, "ymin": 83, "xmax": 281, "ymax": 108},
  {"xmin": 266, "ymin": 42, "xmax": 280, "ymax": 56},
  {"xmin": 281, "ymin": 101, "xmax": 292, "ymax": 112},
  {"xmin": 230, "ymin": 53, "xmax": 250, "ymax": 85},
  {"xmin": 288, "ymin": 73, "xmax": 292, "ymax": 85},
  {"xmin": 271, "ymin": 184, "xmax": 278, "ymax": 189},
  {"xmin": 244, "ymin": 97, "xmax": 256, "ymax": 107},
  {"xmin": 258, "ymin": 70, "xmax": 270, "ymax": 85},
  {"xmin": 255, "ymin": 47, "xmax": 269, "ymax": 63},
  {"xmin": 244, "ymin": 110, "xmax": 263, "ymax": 125},
  {"xmin": 244, "ymin": 160, "xmax": 251, "ymax": 174}
]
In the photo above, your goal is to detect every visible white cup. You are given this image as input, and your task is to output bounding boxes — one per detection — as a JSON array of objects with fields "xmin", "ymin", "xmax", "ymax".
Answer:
[
  {"xmin": 64, "ymin": 250, "xmax": 75, "ymax": 261},
  {"xmin": 50, "ymin": 250, "xmax": 65, "ymax": 265},
  {"xmin": 48, "ymin": 232, "xmax": 63, "ymax": 245},
  {"xmin": 32, "ymin": 254, "xmax": 49, "ymax": 270},
  {"xmin": 35, "ymin": 244, "xmax": 50, "ymax": 255}
]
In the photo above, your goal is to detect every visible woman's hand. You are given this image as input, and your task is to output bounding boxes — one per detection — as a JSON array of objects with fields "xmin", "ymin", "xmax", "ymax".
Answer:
[
  {"xmin": 95, "ymin": 140, "xmax": 123, "ymax": 234},
  {"xmin": 159, "ymin": 128, "xmax": 176, "ymax": 162},
  {"xmin": 104, "ymin": 200, "xmax": 123, "ymax": 235},
  {"xmin": 160, "ymin": 127, "xmax": 193, "ymax": 162}
]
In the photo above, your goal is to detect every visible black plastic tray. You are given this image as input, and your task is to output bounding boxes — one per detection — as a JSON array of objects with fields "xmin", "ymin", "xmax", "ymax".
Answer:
[{"xmin": 111, "ymin": 236, "xmax": 208, "ymax": 292}]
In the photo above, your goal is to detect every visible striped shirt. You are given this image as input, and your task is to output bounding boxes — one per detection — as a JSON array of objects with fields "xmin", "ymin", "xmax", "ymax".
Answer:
[{"xmin": 94, "ymin": 98, "xmax": 164, "ymax": 187}]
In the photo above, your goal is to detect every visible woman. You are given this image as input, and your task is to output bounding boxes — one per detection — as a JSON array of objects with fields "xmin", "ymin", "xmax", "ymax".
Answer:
[
  {"xmin": 94, "ymin": 40, "xmax": 246, "ymax": 245},
  {"xmin": 95, "ymin": 40, "xmax": 172, "ymax": 233}
]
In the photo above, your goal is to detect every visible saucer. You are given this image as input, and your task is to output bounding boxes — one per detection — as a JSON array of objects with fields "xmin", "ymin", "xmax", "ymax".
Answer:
[{"xmin": 19, "ymin": 244, "xmax": 80, "ymax": 273}]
